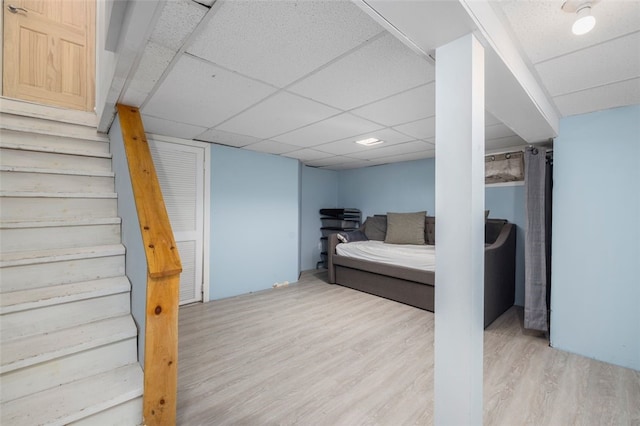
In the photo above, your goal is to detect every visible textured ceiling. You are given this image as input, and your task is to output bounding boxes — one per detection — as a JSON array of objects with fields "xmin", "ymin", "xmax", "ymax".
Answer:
[{"xmin": 126, "ymin": 0, "xmax": 640, "ymax": 170}]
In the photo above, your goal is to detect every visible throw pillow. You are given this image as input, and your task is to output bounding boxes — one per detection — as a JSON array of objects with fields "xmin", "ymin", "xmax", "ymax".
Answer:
[
  {"xmin": 363, "ymin": 216, "xmax": 387, "ymax": 241},
  {"xmin": 385, "ymin": 211, "xmax": 426, "ymax": 245},
  {"xmin": 336, "ymin": 230, "xmax": 369, "ymax": 243}
]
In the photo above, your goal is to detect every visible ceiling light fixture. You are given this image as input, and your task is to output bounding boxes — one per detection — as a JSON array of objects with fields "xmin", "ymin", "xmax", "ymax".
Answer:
[
  {"xmin": 355, "ymin": 137, "xmax": 384, "ymax": 146},
  {"xmin": 562, "ymin": 0, "xmax": 599, "ymax": 36}
]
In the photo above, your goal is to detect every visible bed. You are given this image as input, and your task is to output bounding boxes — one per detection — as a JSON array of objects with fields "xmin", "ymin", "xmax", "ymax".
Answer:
[{"xmin": 327, "ymin": 213, "xmax": 516, "ymax": 328}]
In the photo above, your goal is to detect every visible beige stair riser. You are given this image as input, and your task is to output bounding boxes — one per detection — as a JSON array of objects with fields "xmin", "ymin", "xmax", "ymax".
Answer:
[
  {"xmin": 1, "ymin": 255, "xmax": 125, "ymax": 292},
  {"xmin": 1, "ymin": 293, "xmax": 130, "ymax": 342},
  {"xmin": 0, "ymin": 171, "xmax": 114, "ymax": 193},
  {"xmin": 0, "ymin": 148, "xmax": 111, "ymax": 172},
  {"xmin": 0, "ymin": 129, "xmax": 110, "ymax": 154},
  {"xmin": 0, "ymin": 113, "xmax": 108, "ymax": 142},
  {"xmin": 0, "ymin": 338, "xmax": 137, "ymax": 403},
  {"xmin": 68, "ymin": 396, "xmax": 142, "ymax": 425},
  {"xmin": 0, "ymin": 197, "xmax": 117, "ymax": 221},
  {"xmin": 0, "ymin": 276, "xmax": 130, "ymax": 315},
  {"xmin": 0, "ymin": 363, "xmax": 143, "ymax": 426},
  {"xmin": 1, "ymin": 224, "xmax": 121, "ymax": 253}
]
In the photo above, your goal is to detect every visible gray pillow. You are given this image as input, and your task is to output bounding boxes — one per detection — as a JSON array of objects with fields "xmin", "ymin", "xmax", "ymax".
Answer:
[
  {"xmin": 385, "ymin": 211, "xmax": 426, "ymax": 245},
  {"xmin": 336, "ymin": 230, "xmax": 368, "ymax": 243},
  {"xmin": 363, "ymin": 216, "xmax": 387, "ymax": 241}
]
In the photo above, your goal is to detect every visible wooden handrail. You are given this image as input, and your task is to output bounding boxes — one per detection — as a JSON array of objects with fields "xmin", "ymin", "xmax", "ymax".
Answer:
[{"xmin": 117, "ymin": 104, "xmax": 182, "ymax": 425}]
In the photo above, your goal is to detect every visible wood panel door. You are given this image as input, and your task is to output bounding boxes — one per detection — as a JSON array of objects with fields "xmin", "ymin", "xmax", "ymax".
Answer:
[{"xmin": 3, "ymin": 0, "xmax": 95, "ymax": 111}]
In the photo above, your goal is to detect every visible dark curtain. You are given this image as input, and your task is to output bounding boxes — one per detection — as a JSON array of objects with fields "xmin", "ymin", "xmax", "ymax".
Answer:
[{"xmin": 524, "ymin": 147, "xmax": 549, "ymax": 332}]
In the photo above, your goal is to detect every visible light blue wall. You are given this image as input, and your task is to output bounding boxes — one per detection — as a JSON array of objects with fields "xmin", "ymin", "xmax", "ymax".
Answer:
[
  {"xmin": 300, "ymin": 166, "xmax": 339, "ymax": 271},
  {"xmin": 109, "ymin": 116, "xmax": 148, "ymax": 365},
  {"xmin": 210, "ymin": 144, "xmax": 300, "ymax": 299},
  {"xmin": 550, "ymin": 104, "xmax": 640, "ymax": 371},
  {"xmin": 338, "ymin": 159, "xmax": 436, "ymax": 218},
  {"xmin": 486, "ymin": 185, "xmax": 525, "ymax": 306}
]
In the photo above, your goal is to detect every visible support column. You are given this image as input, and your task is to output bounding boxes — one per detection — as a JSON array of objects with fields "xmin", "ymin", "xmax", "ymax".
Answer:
[{"xmin": 434, "ymin": 34, "xmax": 485, "ymax": 425}]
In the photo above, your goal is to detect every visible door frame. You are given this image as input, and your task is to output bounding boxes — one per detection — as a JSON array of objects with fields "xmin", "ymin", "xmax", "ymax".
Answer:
[{"xmin": 146, "ymin": 132, "xmax": 211, "ymax": 303}]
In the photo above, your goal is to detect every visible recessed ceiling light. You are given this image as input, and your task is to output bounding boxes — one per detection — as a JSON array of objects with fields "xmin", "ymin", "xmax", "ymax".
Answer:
[
  {"xmin": 355, "ymin": 137, "xmax": 384, "ymax": 146},
  {"xmin": 562, "ymin": 0, "xmax": 599, "ymax": 36}
]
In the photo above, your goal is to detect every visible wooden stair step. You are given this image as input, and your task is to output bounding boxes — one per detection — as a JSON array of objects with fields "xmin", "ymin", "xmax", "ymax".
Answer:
[
  {"xmin": 0, "ymin": 276, "xmax": 130, "ymax": 314},
  {"xmin": 0, "ymin": 148, "xmax": 112, "ymax": 173},
  {"xmin": 0, "ymin": 112, "xmax": 108, "ymax": 142},
  {"xmin": 0, "ymin": 169, "xmax": 114, "ymax": 194},
  {"xmin": 0, "ymin": 98, "xmax": 99, "ymax": 128},
  {"xmin": 0, "ymin": 217, "xmax": 121, "ymax": 230},
  {"xmin": 0, "ymin": 315, "xmax": 137, "ymax": 374},
  {"xmin": 0, "ymin": 190, "xmax": 117, "ymax": 199},
  {"xmin": 0, "ymin": 244, "xmax": 125, "ymax": 268},
  {"xmin": 0, "ymin": 129, "xmax": 108, "ymax": 155},
  {"xmin": 1, "ymin": 339, "xmax": 137, "ymax": 404},
  {"xmin": 0, "ymin": 363, "xmax": 143, "ymax": 426},
  {"xmin": 0, "ymin": 165, "xmax": 114, "ymax": 177},
  {"xmin": 0, "ymin": 141, "xmax": 112, "ymax": 159},
  {"xmin": 1, "ymin": 222, "xmax": 121, "ymax": 253},
  {"xmin": 0, "ymin": 196, "xmax": 117, "ymax": 222}
]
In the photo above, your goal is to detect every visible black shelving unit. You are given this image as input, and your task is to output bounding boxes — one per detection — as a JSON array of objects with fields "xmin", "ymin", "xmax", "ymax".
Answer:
[{"xmin": 316, "ymin": 208, "xmax": 361, "ymax": 269}]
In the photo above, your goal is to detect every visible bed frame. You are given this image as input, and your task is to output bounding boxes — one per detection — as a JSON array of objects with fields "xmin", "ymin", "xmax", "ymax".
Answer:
[{"xmin": 327, "ymin": 218, "xmax": 516, "ymax": 328}]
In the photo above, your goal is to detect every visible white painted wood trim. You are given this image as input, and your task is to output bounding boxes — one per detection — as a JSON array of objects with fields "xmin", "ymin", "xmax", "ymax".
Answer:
[
  {"xmin": 202, "ymin": 142, "xmax": 211, "ymax": 303},
  {"xmin": 459, "ymin": 0, "xmax": 559, "ymax": 140},
  {"xmin": 434, "ymin": 33, "xmax": 485, "ymax": 425},
  {"xmin": 486, "ymin": 181, "xmax": 525, "ymax": 188},
  {"xmin": 0, "ymin": 97, "xmax": 98, "ymax": 127}
]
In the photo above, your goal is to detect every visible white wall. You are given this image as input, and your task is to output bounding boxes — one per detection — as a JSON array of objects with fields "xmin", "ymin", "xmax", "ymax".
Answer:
[{"xmin": 551, "ymin": 104, "xmax": 640, "ymax": 371}]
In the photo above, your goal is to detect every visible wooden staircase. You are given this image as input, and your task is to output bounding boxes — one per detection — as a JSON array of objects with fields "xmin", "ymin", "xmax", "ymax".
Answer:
[{"xmin": 0, "ymin": 110, "xmax": 143, "ymax": 425}]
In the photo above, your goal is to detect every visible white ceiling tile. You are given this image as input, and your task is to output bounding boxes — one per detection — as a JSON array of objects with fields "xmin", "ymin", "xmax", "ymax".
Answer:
[
  {"xmin": 150, "ymin": 0, "xmax": 206, "ymax": 50},
  {"xmin": 142, "ymin": 114, "xmax": 207, "ymax": 139},
  {"xmin": 313, "ymin": 128, "xmax": 414, "ymax": 155},
  {"xmin": 496, "ymin": 0, "xmax": 640, "ymax": 64},
  {"xmin": 485, "ymin": 123, "xmax": 517, "ymax": 140},
  {"xmin": 283, "ymin": 149, "xmax": 333, "ymax": 161},
  {"xmin": 122, "ymin": 41, "xmax": 175, "ymax": 106},
  {"xmin": 195, "ymin": 128, "xmax": 261, "ymax": 147},
  {"xmin": 215, "ymin": 92, "xmax": 340, "ymax": 139},
  {"xmin": 351, "ymin": 83, "xmax": 435, "ymax": 126},
  {"xmin": 142, "ymin": 55, "xmax": 276, "ymax": 128},
  {"xmin": 535, "ymin": 32, "xmax": 640, "ymax": 97},
  {"xmin": 288, "ymin": 33, "xmax": 435, "ymax": 110},
  {"xmin": 553, "ymin": 77, "xmax": 640, "ymax": 117},
  {"xmin": 347, "ymin": 140, "xmax": 434, "ymax": 160},
  {"xmin": 187, "ymin": 1, "xmax": 383, "ymax": 87},
  {"xmin": 273, "ymin": 113, "xmax": 383, "ymax": 148},
  {"xmin": 244, "ymin": 140, "xmax": 299, "ymax": 155},
  {"xmin": 393, "ymin": 116, "xmax": 435, "ymax": 140}
]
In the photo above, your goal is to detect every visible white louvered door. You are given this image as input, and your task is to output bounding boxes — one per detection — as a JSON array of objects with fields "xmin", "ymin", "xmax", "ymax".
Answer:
[{"xmin": 148, "ymin": 137, "xmax": 205, "ymax": 305}]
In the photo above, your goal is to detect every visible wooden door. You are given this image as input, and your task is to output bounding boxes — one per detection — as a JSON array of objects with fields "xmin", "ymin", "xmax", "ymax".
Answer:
[{"xmin": 3, "ymin": 0, "xmax": 95, "ymax": 111}]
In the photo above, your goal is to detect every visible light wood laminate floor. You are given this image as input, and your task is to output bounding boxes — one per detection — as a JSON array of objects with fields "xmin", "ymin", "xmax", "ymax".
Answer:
[{"xmin": 177, "ymin": 270, "xmax": 640, "ymax": 425}]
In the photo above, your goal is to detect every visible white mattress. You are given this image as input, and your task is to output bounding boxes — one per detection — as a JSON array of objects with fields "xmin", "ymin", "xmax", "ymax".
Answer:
[{"xmin": 335, "ymin": 240, "xmax": 436, "ymax": 271}]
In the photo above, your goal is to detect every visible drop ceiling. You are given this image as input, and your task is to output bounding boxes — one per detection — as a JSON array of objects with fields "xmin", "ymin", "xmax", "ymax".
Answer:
[{"xmin": 119, "ymin": 0, "xmax": 640, "ymax": 170}]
